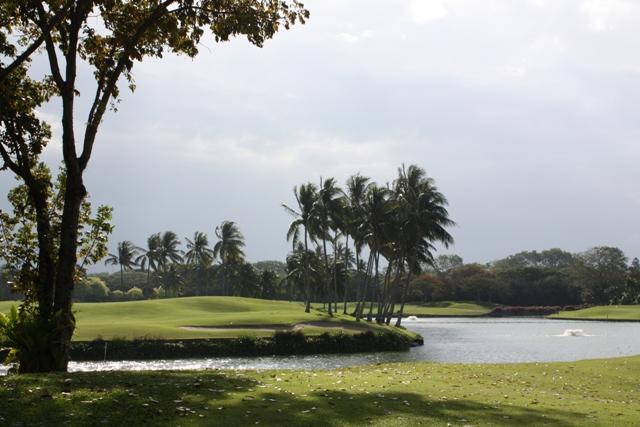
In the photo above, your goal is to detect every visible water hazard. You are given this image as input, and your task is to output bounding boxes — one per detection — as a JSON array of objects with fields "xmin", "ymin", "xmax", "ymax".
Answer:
[{"xmin": 2, "ymin": 318, "xmax": 639, "ymax": 374}]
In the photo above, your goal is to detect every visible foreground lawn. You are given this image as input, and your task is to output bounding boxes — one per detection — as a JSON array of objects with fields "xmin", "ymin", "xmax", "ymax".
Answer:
[
  {"xmin": 1, "ymin": 356, "xmax": 639, "ymax": 426},
  {"xmin": 318, "ymin": 301, "xmax": 493, "ymax": 317},
  {"xmin": 550, "ymin": 305, "xmax": 640, "ymax": 321},
  {"xmin": 0, "ymin": 297, "xmax": 411, "ymax": 341}
]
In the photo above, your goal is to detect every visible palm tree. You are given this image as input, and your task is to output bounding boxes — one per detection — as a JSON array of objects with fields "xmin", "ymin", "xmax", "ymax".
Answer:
[
  {"xmin": 393, "ymin": 164, "xmax": 455, "ymax": 326},
  {"xmin": 313, "ymin": 177, "xmax": 344, "ymax": 316},
  {"xmin": 342, "ymin": 174, "xmax": 371, "ymax": 314},
  {"xmin": 157, "ymin": 231, "xmax": 183, "ymax": 271},
  {"xmin": 104, "ymin": 241, "xmax": 139, "ymax": 289},
  {"xmin": 283, "ymin": 182, "xmax": 319, "ymax": 312},
  {"xmin": 184, "ymin": 231, "xmax": 214, "ymax": 295},
  {"xmin": 135, "ymin": 233, "xmax": 161, "ymax": 289},
  {"xmin": 357, "ymin": 184, "xmax": 397, "ymax": 321},
  {"xmin": 213, "ymin": 221, "xmax": 245, "ymax": 296}
]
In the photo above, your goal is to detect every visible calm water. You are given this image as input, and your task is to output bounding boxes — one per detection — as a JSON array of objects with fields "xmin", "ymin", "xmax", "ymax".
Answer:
[{"xmin": 2, "ymin": 318, "xmax": 639, "ymax": 374}]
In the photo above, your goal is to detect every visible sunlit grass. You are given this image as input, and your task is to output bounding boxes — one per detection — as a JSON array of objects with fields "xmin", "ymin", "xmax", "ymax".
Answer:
[
  {"xmin": 1, "ymin": 356, "xmax": 638, "ymax": 426},
  {"xmin": 1, "ymin": 297, "xmax": 415, "ymax": 341},
  {"xmin": 551, "ymin": 305, "xmax": 640, "ymax": 321}
]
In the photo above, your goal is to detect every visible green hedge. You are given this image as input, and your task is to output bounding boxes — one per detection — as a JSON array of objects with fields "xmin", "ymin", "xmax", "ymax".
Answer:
[{"xmin": 68, "ymin": 330, "xmax": 418, "ymax": 361}]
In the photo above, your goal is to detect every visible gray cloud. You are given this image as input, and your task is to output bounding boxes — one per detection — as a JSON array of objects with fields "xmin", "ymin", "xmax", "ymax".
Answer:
[{"xmin": 2, "ymin": 0, "xmax": 640, "ymax": 270}]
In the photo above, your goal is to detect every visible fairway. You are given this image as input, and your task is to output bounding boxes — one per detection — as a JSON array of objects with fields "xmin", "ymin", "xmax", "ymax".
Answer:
[
  {"xmin": 551, "ymin": 305, "xmax": 640, "ymax": 321},
  {"xmin": 1, "ymin": 297, "xmax": 407, "ymax": 341},
  {"xmin": 317, "ymin": 301, "xmax": 493, "ymax": 317},
  {"xmin": 2, "ymin": 356, "xmax": 639, "ymax": 426}
]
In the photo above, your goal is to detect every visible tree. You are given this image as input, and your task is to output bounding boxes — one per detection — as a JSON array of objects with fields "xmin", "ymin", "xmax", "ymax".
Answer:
[
  {"xmin": 73, "ymin": 276, "xmax": 109, "ymax": 302},
  {"xmin": 575, "ymin": 246, "xmax": 628, "ymax": 304},
  {"xmin": 0, "ymin": 0, "xmax": 308, "ymax": 372},
  {"xmin": 104, "ymin": 241, "xmax": 139, "ymax": 289},
  {"xmin": 313, "ymin": 177, "xmax": 343, "ymax": 316},
  {"xmin": 213, "ymin": 221, "xmax": 245, "ymax": 295},
  {"xmin": 184, "ymin": 231, "xmax": 214, "ymax": 295},
  {"xmin": 341, "ymin": 174, "xmax": 370, "ymax": 314},
  {"xmin": 135, "ymin": 233, "xmax": 162, "ymax": 291},
  {"xmin": 157, "ymin": 231, "xmax": 183, "ymax": 271},
  {"xmin": 433, "ymin": 254, "xmax": 463, "ymax": 273},
  {"xmin": 283, "ymin": 182, "xmax": 319, "ymax": 312},
  {"xmin": 393, "ymin": 165, "xmax": 454, "ymax": 326}
]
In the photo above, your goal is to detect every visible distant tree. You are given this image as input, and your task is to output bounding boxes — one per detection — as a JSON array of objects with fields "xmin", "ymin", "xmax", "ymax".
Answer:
[
  {"xmin": 135, "ymin": 233, "xmax": 162, "ymax": 290},
  {"xmin": 283, "ymin": 183, "xmax": 320, "ymax": 312},
  {"xmin": 157, "ymin": 232, "xmax": 183, "ymax": 271},
  {"xmin": 433, "ymin": 254, "xmax": 464, "ymax": 273},
  {"xmin": 213, "ymin": 221, "xmax": 245, "ymax": 296},
  {"xmin": 184, "ymin": 231, "xmax": 214, "ymax": 295},
  {"xmin": 104, "ymin": 241, "xmax": 139, "ymax": 290},
  {"xmin": 575, "ymin": 247, "xmax": 628, "ymax": 304},
  {"xmin": 259, "ymin": 270, "xmax": 279, "ymax": 299}
]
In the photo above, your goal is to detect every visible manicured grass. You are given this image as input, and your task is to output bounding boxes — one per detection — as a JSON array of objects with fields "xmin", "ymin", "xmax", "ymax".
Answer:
[
  {"xmin": 0, "ymin": 297, "xmax": 414, "ymax": 341},
  {"xmin": 319, "ymin": 301, "xmax": 493, "ymax": 317},
  {"xmin": 550, "ymin": 305, "xmax": 640, "ymax": 321},
  {"xmin": 1, "ymin": 356, "xmax": 639, "ymax": 426}
]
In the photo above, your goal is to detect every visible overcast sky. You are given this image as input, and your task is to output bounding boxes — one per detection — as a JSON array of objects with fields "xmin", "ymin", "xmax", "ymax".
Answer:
[{"xmin": 3, "ymin": 0, "xmax": 640, "ymax": 270}]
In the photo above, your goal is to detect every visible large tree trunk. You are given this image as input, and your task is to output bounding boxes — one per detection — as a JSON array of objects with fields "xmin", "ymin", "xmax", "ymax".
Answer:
[{"xmin": 46, "ymin": 168, "xmax": 85, "ymax": 372}]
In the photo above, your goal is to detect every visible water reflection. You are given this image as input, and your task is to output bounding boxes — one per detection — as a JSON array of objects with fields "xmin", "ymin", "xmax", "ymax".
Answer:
[{"xmin": 2, "ymin": 318, "xmax": 639, "ymax": 375}]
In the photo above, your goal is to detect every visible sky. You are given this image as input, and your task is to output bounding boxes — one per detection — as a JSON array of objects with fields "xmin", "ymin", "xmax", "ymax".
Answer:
[{"xmin": 3, "ymin": 0, "xmax": 640, "ymax": 271}]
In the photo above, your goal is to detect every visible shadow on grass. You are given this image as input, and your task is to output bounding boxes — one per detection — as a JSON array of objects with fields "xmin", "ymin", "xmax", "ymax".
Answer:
[{"xmin": 1, "ymin": 371, "xmax": 584, "ymax": 427}]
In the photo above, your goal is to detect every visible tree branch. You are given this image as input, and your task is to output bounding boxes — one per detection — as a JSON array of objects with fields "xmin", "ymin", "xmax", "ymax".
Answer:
[
  {"xmin": 0, "ymin": 0, "xmax": 75, "ymax": 83},
  {"xmin": 79, "ymin": 0, "xmax": 178, "ymax": 171}
]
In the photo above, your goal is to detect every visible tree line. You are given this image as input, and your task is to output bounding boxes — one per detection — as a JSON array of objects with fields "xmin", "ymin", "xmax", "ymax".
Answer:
[
  {"xmin": 411, "ymin": 247, "xmax": 640, "ymax": 306},
  {"xmin": 87, "ymin": 222, "xmax": 281, "ymax": 300}
]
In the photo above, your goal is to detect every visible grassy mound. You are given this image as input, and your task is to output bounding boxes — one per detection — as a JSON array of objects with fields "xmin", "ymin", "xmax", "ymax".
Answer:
[
  {"xmin": 1, "ymin": 356, "xmax": 638, "ymax": 426},
  {"xmin": 0, "ymin": 297, "xmax": 416, "ymax": 341},
  {"xmin": 550, "ymin": 305, "xmax": 640, "ymax": 321}
]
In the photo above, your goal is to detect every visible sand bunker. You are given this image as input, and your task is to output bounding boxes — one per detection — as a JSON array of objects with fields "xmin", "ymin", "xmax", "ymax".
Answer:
[{"xmin": 180, "ymin": 321, "xmax": 371, "ymax": 333}]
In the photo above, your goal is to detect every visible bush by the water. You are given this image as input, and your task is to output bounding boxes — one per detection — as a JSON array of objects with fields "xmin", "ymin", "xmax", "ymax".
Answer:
[
  {"xmin": 69, "ymin": 330, "xmax": 416, "ymax": 361},
  {"xmin": 489, "ymin": 306, "xmax": 563, "ymax": 316}
]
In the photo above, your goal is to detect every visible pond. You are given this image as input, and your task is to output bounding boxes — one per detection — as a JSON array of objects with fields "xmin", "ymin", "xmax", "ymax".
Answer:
[{"xmin": 2, "ymin": 318, "xmax": 639, "ymax": 374}]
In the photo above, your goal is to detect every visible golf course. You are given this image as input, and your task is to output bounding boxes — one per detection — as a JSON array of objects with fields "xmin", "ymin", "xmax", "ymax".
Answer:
[{"xmin": 0, "ymin": 297, "xmax": 420, "ymax": 342}]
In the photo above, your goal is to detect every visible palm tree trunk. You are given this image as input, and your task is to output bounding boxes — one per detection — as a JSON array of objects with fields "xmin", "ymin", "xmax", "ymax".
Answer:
[
  {"xmin": 120, "ymin": 264, "xmax": 124, "ymax": 289},
  {"xmin": 395, "ymin": 258, "xmax": 413, "ymax": 327},
  {"xmin": 355, "ymin": 251, "xmax": 373, "ymax": 320},
  {"xmin": 343, "ymin": 236, "xmax": 349, "ymax": 314},
  {"xmin": 367, "ymin": 252, "xmax": 380, "ymax": 322},
  {"xmin": 351, "ymin": 247, "xmax": 360, "ymax": 316},
  {"xmin": 322, "ymin": 236, "xmax": 333, "ymax": 316},
  {"xmin": 303, "ymin": 228, "xmax": 311, "ymax": 313},
  {"xmin": 332, "ymin": 235, "xmax": 338, "ymax": 314},
  {"xmin": 377, "ymin": 261, "xmax": 393, "ymax": 323}
]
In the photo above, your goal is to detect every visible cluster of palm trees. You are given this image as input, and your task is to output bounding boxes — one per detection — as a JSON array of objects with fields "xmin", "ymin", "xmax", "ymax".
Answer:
[
  {"xmin": 104, "ymin": 221, "xmax": 246, "ymax": 296},
  {"xmin": 283, "ymin": 164, "xmax": 454, "ymax": 326}
]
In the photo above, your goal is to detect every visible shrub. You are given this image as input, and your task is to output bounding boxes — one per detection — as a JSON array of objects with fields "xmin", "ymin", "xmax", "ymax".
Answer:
[
  {"xmin": 110, "ymin": 290, "xmax": 125, "ymax": 301},
  {"xmin": 74, "ymin": 277, "xmax": 110, "ymax": 302},
  {"xmin": 126, "ymin": 287, "xmax": 144, "ymax": 300}
]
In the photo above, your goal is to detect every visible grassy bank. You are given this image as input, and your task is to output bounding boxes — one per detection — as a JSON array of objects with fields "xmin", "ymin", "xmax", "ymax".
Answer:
[
  {"xmin": 0, "ymin": 297, "xmax": 417, "ymax": 342},
  {"xmin": 315, "ymin": 301, "xmax": 493, "ymax": 317},
  {"xmin": 1, "ymin": 356, "xmax": 638, "ymax": 426},
  {"xmin": 550, "ymin": 305, "xmax": 640, "ymax": 321}
]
